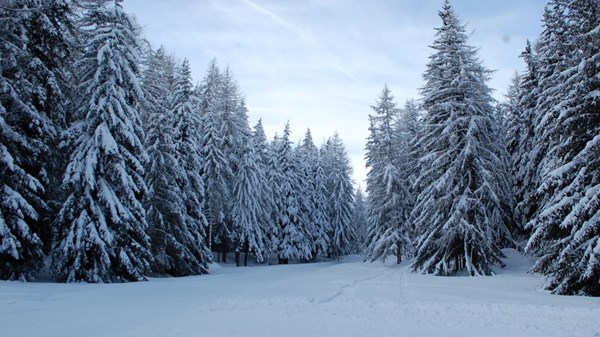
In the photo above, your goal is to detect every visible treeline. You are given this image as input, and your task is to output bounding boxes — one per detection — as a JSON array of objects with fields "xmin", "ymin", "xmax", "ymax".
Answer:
[
  {"xmin": 362, "ymin": 0, "xmax": 599, "ymax": 296},
  {"xmin": 0, "ymin": 0, "xmax": 358, "ymax": 282}
]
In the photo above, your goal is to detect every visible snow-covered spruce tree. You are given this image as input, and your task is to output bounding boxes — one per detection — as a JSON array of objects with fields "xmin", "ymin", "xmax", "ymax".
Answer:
[
  {"xmin": 322, "ymin": 132, "xmax": 356, "ymax": 260},
  {"xmin": 22, "ymin": 0, "xmax": 78, "ymax": 238},
  {"xmin": 142, "ymin": 46, "xmax": 176, "ymax": 274},
  {"xmin": 142, "ymin": 50, "xmax": 210, "ymax": 276},
  {"xmin": 411, "ymin": 1, "xmax": 514, "ymax": 276},
  {"xmin": 265, "ymin": 133, "xmax": 282, "ymax": 258},
  {"xmin": 221, "ymin": 68, "xmax": 252, "ymax": 171},
  {"xmin": 298, "ymin": 129, "xmax": 331, "ymax": 261},
  {"xmin": 363, "ymin": 87, "xmax": 414, "ymax": 263},
  {"xmin": 512, "ymin": 42, "xmax": 541, "ymax": 230},
  {"xmin": 271, "ymin": 123, "xmax": 311, "ymax": 264},
  {"xmin": 171, "ymin": 59, "xmax": 211, "ymax": 273},
  {"xmin": 219, "ymin": 68, "xmax": 253, "ymax": 264},
  {"xmin": 398, "ymin": 99, "xmax": 422, "ymax": 162},
  {"xmin": 520, "ymin": 2, "xmax": 572, "ymax": 234},
  {"xmin": 352, "ymin": 187, "xmax": 368, "ymax": 254},
  {"xmin": 501, "ymin": 74, "xmax": 525, "ymax": 223},
  {"xmin": 251, "ymin": 119, "xmax": 277, "ymax": 258},
  {"xmin": 526, "ymin": 0, "xmax": 600, "ymax": 296},
  {"xmin": 199, "ymin": 59, "xmax": 232, "ymax": 261},
  {"xmin": 140, "ymin": 46, "xmax": 175, "ymax": 129},
  {"xmin": 0, "ymin": 0, "xmax": 75, "ymax": 280},
  {"xmin": 253, "ymin": 119, "xmax": 269, "ymax": 164},
  {"xmin": 52, "ymin": 0, "xmax": 151, "ymax": 282},
  {"xmin": 143, "ymin": 52, "xmax": 186, "ymax": 275},
  {"xmin": 231, "ymin": 136, "xmax": 269, "ymax": 266}
]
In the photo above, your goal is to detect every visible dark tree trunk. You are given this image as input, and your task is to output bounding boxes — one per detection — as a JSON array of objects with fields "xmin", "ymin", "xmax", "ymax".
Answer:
[
  {"xmin": 243, "ymin": 241, "xmax": 249, "ymax": 267},
  {"xmin": 221, "ymin": 236, "xmax": 228, "ymax": 264},
  {"xmin": 455, "ymin": 254, "xmax": 459, "ymax": 273},
  {"xmin": 234, "ymin": 238, "xmax": 241, "ymax": 267}
]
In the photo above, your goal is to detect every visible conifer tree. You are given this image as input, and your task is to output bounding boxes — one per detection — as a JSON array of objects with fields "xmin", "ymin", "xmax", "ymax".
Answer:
[
  {"xmin": 219, "ymin": 68, "xmax": 252, "ymax": 261},
  {"xmin": 0, "ymin": 0, "xmax": 75, "ymax": 280},
  {"xmin": 52, "ymin": 0, "xmax": 151, "ymax": 282},
  {"xmin": 411, "ymin": 1, "xmax": 514, "ymax": 276},
  {"xmin": 271, "ymin": 123, "xmax": 311, "ymax": 264},
  {"xmin": 298, "ymin": 129, "xmax": 330, "ymax": 261},
  {"xmin": 231, "ymin": 137, "xmax": 269, "ymax": 266},
  {"xmin": 142, "ymin": 51, "xmax": 210, "ymax": 276},
  {"xmin": 322, "ymin": 132, "xmax": 356, "ymax": 260},
  {"xmin": 199, "ymin": 60, "xmax": 231, "ymax": 259},
  {"xmin": 526, "ymin": 0, "xmax": 600, "ymax": 296},
  {"xmin": 363, "ymin": 87, "xmax": 413, "ymax": 263},
  {"xmin": 252, "ymin": 119, "xmax": 277, "ymax": 257},
  {"xmin": 521, "ymin": 2, "xmax": 571, "ymax": 232},
  {"xmin": 171, "ymin": 59, "xmax": 211, "ymax": 273},
  {"xmin": 513, "ymin": 42, "xmax": 540, "ymax": 230},
  {"xmin": 352, "ymin": 187, "xmax": 369, "ymax": 254}
]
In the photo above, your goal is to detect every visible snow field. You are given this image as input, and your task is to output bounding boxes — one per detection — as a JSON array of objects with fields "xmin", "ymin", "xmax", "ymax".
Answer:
[{"xmin": 1, "ymin": 250, "xmax": 598, "ymax": 337}]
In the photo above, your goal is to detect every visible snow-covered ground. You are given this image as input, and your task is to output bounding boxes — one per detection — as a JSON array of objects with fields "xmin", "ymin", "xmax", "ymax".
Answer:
[{"xmin": 1, "ymin": 249, "xmax": 598, "ymax": 337}]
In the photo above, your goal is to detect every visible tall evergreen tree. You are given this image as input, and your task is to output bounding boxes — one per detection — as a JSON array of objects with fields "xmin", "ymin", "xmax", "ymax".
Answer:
[
  {"xmin": 251, "ymin": 119, "xmax": 277, "ymax": 258},
  {"xmin": 231, "ymin": 137, "xmax": 269, "ymax": 266},
  {"xmin": 171, "ymin": 59, "xmax": 211, "ymax": 273},
  {"xmin": 352, "ymin": 187, "xmax": 369, "ymax": 254},
  {"xmin": 322, "ymin": 132, "xmax": 356, "ymax": 260},
  {"xmin": 298, "ymin": 129, "xmax": 330, "ymax": 261},
  {"xmin": 521, "ymin": 2, "xmax": 571, "ymax": 233},
  {"xmin": 0, "ymin": 0, "xmax": 75, "ymax": 280},
  {"xmin": 142, "ymin": 46, "xmax": 178, "ymax": 275},
  {"xmin": 199, "ymin": 60, "xmax": 231, "ymax": 259},
  {"xmin": 411, "ymin": 1, "xmax": 514, "ymax": 276},
  {"xmin": 513, "ymin": 42, "xmax": 541, "ymax": 231},
  {"xmin": 526, "ymin": 0, "xmax": 600, "ymax": 296},
  {"xmin": 271, "ymin": 123, "xmax": 311, "ymax": 264},
  {"xmin": 363, "ymin": 87, "xmax": 413, "ymax": 263},
  {"xmin": 219, "ymin": 68, "xmax": 252, "ymax": 261},
  {"xmin": 52, "ymin": 0, "xmax": 151, "ymax": 282},
  {"xmin": 142, "ymin": 51, "xmax": 210, "ymax": 276},
  {"xmin": 252, "ymin": 119, "xmax": 269, "ymax": 164}
]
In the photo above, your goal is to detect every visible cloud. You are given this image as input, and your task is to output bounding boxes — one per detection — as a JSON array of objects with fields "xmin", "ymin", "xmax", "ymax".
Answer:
[{"xmin": 237, "ymin": 0, "xmax": 315, "ymax": 43}]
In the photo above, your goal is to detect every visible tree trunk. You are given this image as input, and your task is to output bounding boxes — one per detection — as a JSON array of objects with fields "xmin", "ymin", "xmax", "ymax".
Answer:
[
  {"xmin": 243, "ymin": 241, "xmax": 249, "ymax": 267},
  {"xmin": 208, "ymin": 224, "xmax": 212, "ymax": 251},
  {"xmin": 221, "ymin": 236, "xmax": 228, "ymax": 264},
  {"xmin": 235, "ymin": 240, "xmax": 241, "ymax": 267},
  {"xmin": 455, "ymin": 254, "xmax": 459, "ymax": 273}
]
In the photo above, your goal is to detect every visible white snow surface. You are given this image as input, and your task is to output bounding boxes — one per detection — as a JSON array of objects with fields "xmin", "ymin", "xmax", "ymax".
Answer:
[{"xmin": 1, "ymin": 249, "xmax": 598, "ymax": 337}]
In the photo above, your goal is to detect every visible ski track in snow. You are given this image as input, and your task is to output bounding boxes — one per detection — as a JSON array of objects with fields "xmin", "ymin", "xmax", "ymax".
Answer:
[
  {"xmin": 315, "ymin": 269, "xmax": 390, "ymax": 304},
  {"xmin": 1, "ymin": 251, "xmax": 599, "ymax": 337}
]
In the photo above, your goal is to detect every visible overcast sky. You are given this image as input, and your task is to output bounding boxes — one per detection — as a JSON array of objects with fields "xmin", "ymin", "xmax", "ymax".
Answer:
[{"xmin": 123, "ymin": 0, "xmax": 548, "ymax": 188}]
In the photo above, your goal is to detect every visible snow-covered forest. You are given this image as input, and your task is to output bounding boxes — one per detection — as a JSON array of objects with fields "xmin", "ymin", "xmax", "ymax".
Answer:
[
  {"xmin": 0, "ymin": 0, "xmax": 357, "ymax": 283},
  {"xmin": 363, "ymin": 0, "xmax": 599, "ymax": 296},
  {"xmin": 1, "ymin": 0, "xmax": 598, "ymax": 300}
]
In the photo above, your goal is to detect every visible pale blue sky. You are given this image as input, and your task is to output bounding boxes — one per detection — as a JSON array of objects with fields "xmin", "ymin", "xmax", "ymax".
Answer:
[{"xmin": 124, "ymin": 0, "xmax": 547, "ymax": 187}]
